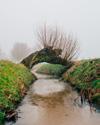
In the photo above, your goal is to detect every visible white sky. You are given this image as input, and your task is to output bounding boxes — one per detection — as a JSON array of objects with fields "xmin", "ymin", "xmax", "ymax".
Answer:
[{"xmin": 0, "ymin": 0, "xmax": 100, "ymax": 59}]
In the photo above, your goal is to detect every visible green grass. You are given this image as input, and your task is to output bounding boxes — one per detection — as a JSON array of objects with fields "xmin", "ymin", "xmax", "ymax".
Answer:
[
  {"xmin": 0, "ymin": 60, "xmax": 36, "ymax": 123},
  {"xmin": 36, "ymin": 63, "xmax": 66, "ymax": 77},
  {"xmin": 62, "ymin": 58, "xmax": 100, "ymax": 104}
]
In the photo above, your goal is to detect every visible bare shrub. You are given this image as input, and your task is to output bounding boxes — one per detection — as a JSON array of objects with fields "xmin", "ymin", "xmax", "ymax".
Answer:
[{"xmin": 37, "ymin": 25, "xmax": 79, "ymax": 62}]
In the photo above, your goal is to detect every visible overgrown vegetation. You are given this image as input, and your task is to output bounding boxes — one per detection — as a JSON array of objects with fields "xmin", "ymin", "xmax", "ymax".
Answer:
[
  {"xmin": 21, "ymin": 25, "xmax": 78, "ymax": 68},
  {"xmin": 37, "ymin": 25, "xmax": 79, "ymax": 62},
  {"xmin": 36, "ymin": 63, "xmax": 66, "ymax": 77},
  {"xmin": 0, "ymin": 60, "xmax": 36, "ymax": 124},
  {"xmin": 62, "ymin": 58, "xmax": 100, "ymax": 105}
]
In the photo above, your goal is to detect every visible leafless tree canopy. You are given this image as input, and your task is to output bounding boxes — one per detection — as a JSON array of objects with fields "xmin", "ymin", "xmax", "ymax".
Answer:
[
  {"xmin": 11, "ymin": 42, "xmax": 32, "ymax": 62},
  {"xmin": 37, "ymin": 25, "xmax": 79, "ymax": 61}
]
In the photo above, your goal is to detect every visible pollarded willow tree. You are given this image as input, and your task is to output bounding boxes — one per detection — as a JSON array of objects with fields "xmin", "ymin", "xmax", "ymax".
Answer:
[
  {"xmin": 37, "ymin": 25, "xmax": 79, "ymax": 61},
  {"xmin": 21, "ymin": 25, "xmax": 79, "ymax": 68}
]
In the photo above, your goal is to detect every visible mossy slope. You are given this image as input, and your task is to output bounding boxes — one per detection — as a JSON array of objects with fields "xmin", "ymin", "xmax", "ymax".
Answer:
[{"xmin": 0, "ymin": 60, "xmax": 36, "ymax": 124}]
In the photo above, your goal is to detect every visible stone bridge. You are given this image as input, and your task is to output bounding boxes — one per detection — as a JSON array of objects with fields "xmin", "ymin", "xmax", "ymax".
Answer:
[{"xmin": 21, "ymin": 47, "xmax": 72, "ymax": 69}]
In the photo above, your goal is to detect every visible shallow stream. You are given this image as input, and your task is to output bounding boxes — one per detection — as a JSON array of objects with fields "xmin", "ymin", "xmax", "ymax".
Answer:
[{"xmin": 6, "ymin": 68, "xmax": 100, "ymax": 125}]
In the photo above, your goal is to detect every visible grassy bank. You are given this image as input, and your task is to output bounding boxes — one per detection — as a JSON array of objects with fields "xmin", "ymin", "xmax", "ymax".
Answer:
[
  {"xmin": 0, "ymin": 60, "xmax": 36, "ymax": 124},
  {"xmin": 36, "ymin": 63, "xmax": 67, "ymax": 77},
  {"xmin": 62, "ymin": 58, "xmax": 100, "ymax": 105},
  {"xmin": 35, "ymin": 60, "xmax": 100, "ymax": 106}
]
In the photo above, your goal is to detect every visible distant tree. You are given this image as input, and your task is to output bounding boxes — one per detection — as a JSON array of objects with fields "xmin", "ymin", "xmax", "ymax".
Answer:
[
  {"xmin": 0, "ymin": 48, "xmax": 6, "ymax": 60},
  {"xmin": 0, "ymin": 48, "xmax": 1, "ymax": 54},
  {"xmin": 11, "ymin": 42, "xmax": 32, "ymax": 62},
  {"xmin": 0, "ymin": 48, "xmax": 1, "ymax": 59}
]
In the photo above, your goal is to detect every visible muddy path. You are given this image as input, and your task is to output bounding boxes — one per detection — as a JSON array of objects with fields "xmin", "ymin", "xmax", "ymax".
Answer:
[{"xmin": 6, "ymin": 67, "xmax": 100, "ymax": 125}]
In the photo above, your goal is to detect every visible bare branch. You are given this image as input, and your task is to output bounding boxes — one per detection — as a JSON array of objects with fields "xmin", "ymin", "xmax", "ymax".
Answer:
[{"xmin": 37, "ymin": 25, "xmax": 79, "ymax": 62}]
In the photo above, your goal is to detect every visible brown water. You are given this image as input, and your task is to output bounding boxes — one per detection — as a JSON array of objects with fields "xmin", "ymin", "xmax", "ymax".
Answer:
[{"xmin": 6, "ymin": 68, "xmax": 100, "ymax": 125}]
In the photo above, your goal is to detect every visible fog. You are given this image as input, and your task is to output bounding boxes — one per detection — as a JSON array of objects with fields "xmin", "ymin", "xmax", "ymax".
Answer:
[{"xmin": 0, "ymin": 0, "xmax": 100, "ymax": 59}]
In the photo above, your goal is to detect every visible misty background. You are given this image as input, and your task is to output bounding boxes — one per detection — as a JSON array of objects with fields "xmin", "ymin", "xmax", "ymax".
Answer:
[{"xmin": 0, "ymin": 0, "xmax": 100, "ymax": 61}]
